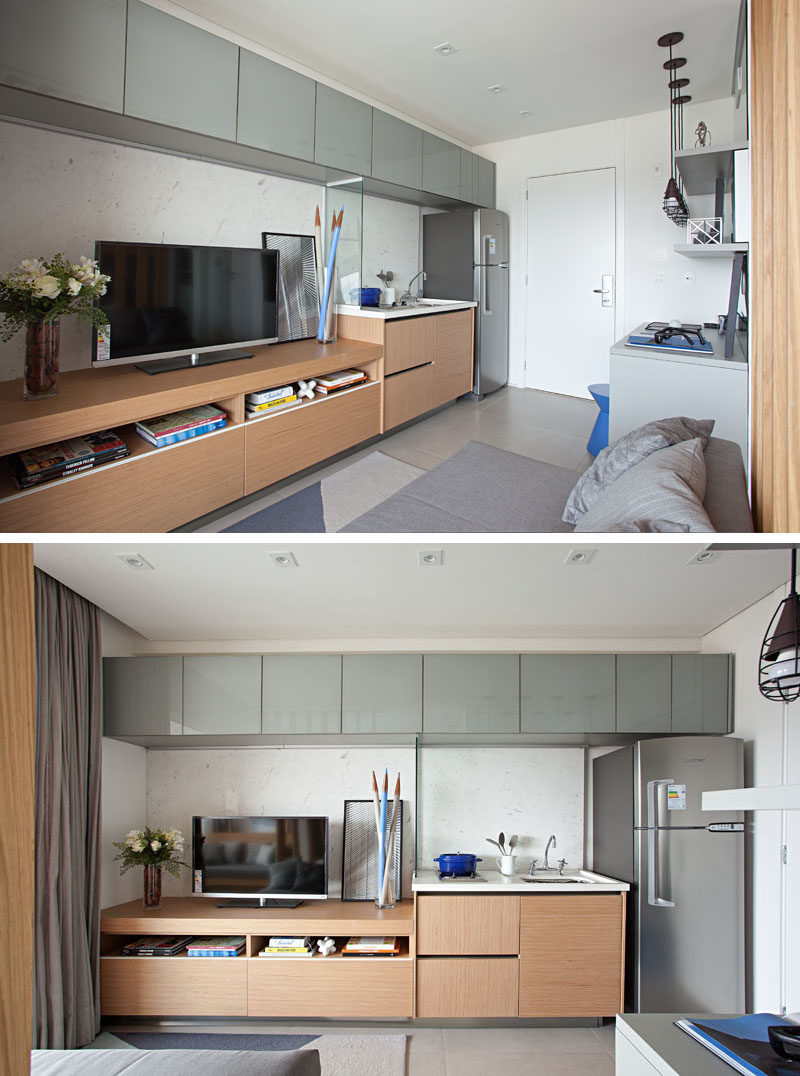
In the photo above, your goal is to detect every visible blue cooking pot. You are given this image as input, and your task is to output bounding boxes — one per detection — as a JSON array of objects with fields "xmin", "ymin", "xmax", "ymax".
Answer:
[{"xmin": 434, "ymin": 853, "xmax": 481, "ymax": 876}]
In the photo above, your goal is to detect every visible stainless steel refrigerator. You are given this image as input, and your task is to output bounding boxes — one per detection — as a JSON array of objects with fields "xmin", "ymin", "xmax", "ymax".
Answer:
[
  {"xmin": 593, "ymin": 736, "xmax": 745, "ymax": 1014},
  {"xmin": 422, "ymin": 208, "xmax": 509, "ymax": 397}
]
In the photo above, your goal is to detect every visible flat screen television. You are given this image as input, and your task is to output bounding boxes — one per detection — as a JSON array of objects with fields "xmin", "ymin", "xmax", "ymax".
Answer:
[
  {"xmin": 92, "ymin": 241, "xmax": 279, "ymax": 374},
  {"xmin": 192, "ymin": 815, "xmax": 328, "ymax": 908}
]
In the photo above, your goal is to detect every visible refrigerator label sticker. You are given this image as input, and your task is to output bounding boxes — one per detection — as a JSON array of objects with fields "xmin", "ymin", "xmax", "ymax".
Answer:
[
  {"xmin": 488, "ymin": 236, "xmax": 496, "ymax": 255},
  {"xmin": 667, "ymin": 783, "xmax": 687, "ymax": 810}
]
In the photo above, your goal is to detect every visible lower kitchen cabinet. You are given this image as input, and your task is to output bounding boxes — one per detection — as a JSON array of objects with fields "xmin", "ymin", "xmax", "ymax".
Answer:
[
  {"xmin": 431, "ymin": 309, "xmax": 473, "ymax": 407},
  {"xmin": 519, "ymin": 895, "xmax": 625, "ymax": 1018},
  {"xmin": 416, "ymin": 895, "xmax": 520, "ymax": 955},
  {"xmin": 416, "ymin": 957, "xmax": 518, "ymax": 1018},
  {"xmin": 248, "ymin": 956, "xmax": 413, "ymax": 1018},
  {"xmin": 101, "ymin": 955, "xmax": 247, "ymax": 1017},
  {"xmin": 384, "ymin": 363, "xmax": 434, "ymax": 430}
]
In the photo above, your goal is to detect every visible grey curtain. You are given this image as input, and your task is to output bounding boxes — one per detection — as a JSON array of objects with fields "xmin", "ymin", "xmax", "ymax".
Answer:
[{"xmin": 33, "ymin": 569, "xmax": 102, "ymax": 1049}]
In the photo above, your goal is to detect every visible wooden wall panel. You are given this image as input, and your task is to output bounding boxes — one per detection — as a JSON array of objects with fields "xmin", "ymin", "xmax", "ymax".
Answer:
[
  {"xmin": 751, "ymin": 0, "xmax": 800, "ymax": 530},
  {"xmin": 0, "ymin": 545, "xmax": 35, "ymax": 1076}
]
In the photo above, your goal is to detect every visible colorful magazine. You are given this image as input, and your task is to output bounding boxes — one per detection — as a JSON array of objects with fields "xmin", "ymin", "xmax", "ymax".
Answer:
[
  {"xmin": 135, "ymin": 416, "xmax": 226, "ymax": 447},
  {"xmin": 675, "ymin": 1013, "xmax": 800, "ymax": 1076},
  {"xmin": 136, "ymin": 405, "xmax": 226, "ymax": 439},
  {"xmin": 121, "ymin": 935, "xmax": 193, "ymax": 956},
  {"xmin": 9, "ymin": 429, "xmax": 128, "ymax": 480}
]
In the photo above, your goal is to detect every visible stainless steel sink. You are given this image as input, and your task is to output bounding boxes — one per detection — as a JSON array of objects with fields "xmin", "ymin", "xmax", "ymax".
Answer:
[{"xmin": 522, "ymin": 877, "xmax": 590, "ymax": 884}]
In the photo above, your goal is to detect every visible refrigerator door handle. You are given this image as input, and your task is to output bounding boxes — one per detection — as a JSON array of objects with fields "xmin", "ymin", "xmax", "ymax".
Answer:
[
  {"xmin": 481, "ymin": 266, "xmax": 492, "ymax": 316},
  {"xmin": 647, "ymin": 778, "xmax": 676, "ymax": 908}
]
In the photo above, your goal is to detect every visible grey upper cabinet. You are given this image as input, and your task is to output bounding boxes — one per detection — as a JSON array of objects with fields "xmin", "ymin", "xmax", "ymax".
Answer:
[
  {"xmin": 103, "ymin": 657, "xmax": 182, "ymax": 737},
  {"xmin": 0, "ymin": 0, "xmax": 126, "ymax": 111},
  {"xmin": 314, "ymin": 84, "xmax": 372, "ymax": 175},
  {"xmin": 616, "ymin": 655, "xmax": 672, "ymax": 734},
  {"xmin": 460, "ymin": 150, "xmax": 477, "ymax": 203},
  {"xmin": 422, "ymin": 133, "xmax": 462, "ymax": 199},
  {"xmin": 342, "ymin": 655, "xmax": 421, "ymax": 733},
  {"xmin": 372, "ymin": 110, "xmax": 422, "ymax": 190},
  {"xmin": 183, "ymin": 656, "xmax": 262, "ymax": 735},
  {"xmin": 262, "ymin": 655, "xmax": 342, "ymax": 734},
  {"xmin": 237, "ymin": 50, "xmax": 316, "ymax": 161},
  {"xmin": 521, "ymin": 655, "xmax": 615, "ymax": 734},
  {"xmin": 125, "ymin": 0, "xmax": 239, "ymax": 141},
  {"xmin": 672, "ymin": 654, "xmax": 732, "ymax": 734},
  {"xmin": 424, "ymin": 655, "xmax": 519, "ymax": 733},
  {"xmin": 477, "ymin": 156, "xmax": 496, "ymax": 208}
]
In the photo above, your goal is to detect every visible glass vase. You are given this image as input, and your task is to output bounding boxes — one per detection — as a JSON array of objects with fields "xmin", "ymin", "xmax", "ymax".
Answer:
[
  {"xmin": 143, "ymin": 864, "xmax": 162, "ymax": 910},
  {"xmin": 24, "ymin": 317, "xmax": 60, "ymax": 399}
]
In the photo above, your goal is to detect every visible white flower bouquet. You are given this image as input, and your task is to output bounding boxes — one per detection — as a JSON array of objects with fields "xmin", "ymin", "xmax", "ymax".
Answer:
[
  {"xmin": 113, "ymin": 826, "xmax": 188, "ymax": 878},
  {"xmin": 0, "ymin": 252, "xmax": 110, "ymax": 341}
]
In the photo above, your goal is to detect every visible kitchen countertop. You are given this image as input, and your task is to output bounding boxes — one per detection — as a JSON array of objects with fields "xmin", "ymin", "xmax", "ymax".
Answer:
[
  {"xmin": 337, "ymin": 299, "xmax": 477, "ymax": 320},
  {"xmin": 412, "ymin": 868, "xmax": 629, "ymax": 893},
  {"xmin": 615, "ymin": 1013, "xmax": 779, "ymax": 1076},
  {"xmin": 611, "ymin": 324, "xmax": 748, "ymax": 368}
]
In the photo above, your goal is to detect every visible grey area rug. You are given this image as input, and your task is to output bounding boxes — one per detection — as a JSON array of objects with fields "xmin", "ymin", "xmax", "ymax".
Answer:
[
  {"xmin": 223, "ymin": 450, "xmax": 423, "ymax": 533},
  {"xmin": 84, "ymin": 1031, "xmax": 408, "ymax": 1076}
]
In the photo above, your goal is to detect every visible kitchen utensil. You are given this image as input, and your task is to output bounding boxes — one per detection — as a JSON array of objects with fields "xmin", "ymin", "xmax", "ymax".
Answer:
[
  {"xmin": 358, "ymin": 287, "xmax": 381, "ymax": 307},
  {"xmin": 508, "ymin": 835, "xmax": 518, "ymax": 853},
  {"xmin": 434, "ymin": 853, "xmax": 481, "ymax": 876},
  {"xmin": 381, "ymin": 287, "xmax": 396, "ymax": 306},
  {"xmin": 498, "ymin": 831, "xmax": 506, "ymax": 854},
  {"xmin": 486, "ymin": 837, "xmax": 503, "ymax": 854},
  {"xmin": 496, "ymin": 855, "xmax": 517, "ymax": 876}
]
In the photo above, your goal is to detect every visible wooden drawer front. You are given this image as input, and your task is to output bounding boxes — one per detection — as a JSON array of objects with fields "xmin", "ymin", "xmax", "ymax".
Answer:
[
  {"xmin": 519, "ymin": 895, "xmax": 625, "ymax": 1018},
  {"xmin": 384, "ymin": 317, "xmax": 434, "ymax": 375},
  {"xmin": 383, "ymin": 364, "xmax": 434, "ymax": 430},
  {"xmin": 244, "ymin": 383, "xmax": 380, "ymax": 495},
  {"xmin": 416, "ymin": 894, "xmax": 520, "ymax": 955},
  {"xmin": 248, "ymin": 957, "xmax": 413, "ymax": 1018},
  {"xmin": 416, "ymin": 958, "xmax": 518, "ymax": 1018},
  {"xmin": 0, "ymin": 426, "xmax": 244, "ymax": 533},
  {"xmin": 431, "ymin": 310, "xmax": 474, "ymax": 408},
  {"xmin": 101, "ymin": 957, "xmax": 247, "ymax": 1016}
]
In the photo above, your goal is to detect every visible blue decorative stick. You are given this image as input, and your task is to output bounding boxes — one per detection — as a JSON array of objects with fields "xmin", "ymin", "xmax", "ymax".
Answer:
[
  {"xmin": 317, "ymin": 206, "xmax": 344, "ymax": 341},
  {"xmin": 377, "ymin": 768, "xmax": 388, "ymax": 901}
]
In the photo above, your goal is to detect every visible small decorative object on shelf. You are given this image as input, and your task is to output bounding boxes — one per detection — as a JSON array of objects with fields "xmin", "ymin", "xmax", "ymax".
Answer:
[
  {"xmin": 372, "ymin": 769, "xmax": 401, "ymax": 909},
  {"xmin": 113, "ymin": 826, "xmax": 188, "ymax": 910},
  {"xmin": 687, "ymin": 217, "xmax": 723, "ymax": 245},
  {"xmin": 695, "ymin": 120, "xmax": 711, "ymax": 147},
  {"xmin": 0, "ymin": 253, "xmax": 110, "ymax": 399},
  {"xmin": 316, "ymin": 936, "xmax": 336, "ymax": 956}
]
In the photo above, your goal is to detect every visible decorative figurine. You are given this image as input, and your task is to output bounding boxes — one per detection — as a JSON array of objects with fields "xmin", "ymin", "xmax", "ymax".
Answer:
[
  {"xmin": 695, "ymin": 121, "xmax": 710, "ymax": 147},
  {"xmin": 317, "ymin": 936, "xmax": 336, "ymax": 956},
  {"xmin": 297, "ymin": 379, "xmax": 316, "ymax": 400}
]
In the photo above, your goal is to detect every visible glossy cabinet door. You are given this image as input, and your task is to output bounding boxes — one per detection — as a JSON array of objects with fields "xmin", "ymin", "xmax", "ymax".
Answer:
[
  {"xmin": 103, "ymin": 657, "xmax": 183, "ymax": 737},
  {"xmin": 371, "ymin": 110, "xmax": 422, "ymax": 189},
  {"xmin": 261, "ymin": 655, "xmax": 342, "ymax": 734},
  {"xmin": 341, "ymin": 655, "xmax": 421, "ymax": 733},
  {"xmin": 616, "ymin": 655, "xmax": 672, "ymax": 734},
  {"xmin": 125, "ymin": 1, "xmax": 239, "ymax": 141},
  {"xmin": 671, "ymin": 654, "xmax": 731, "ymax": 734},
  {"xmin": 460, "ymin": 150, "xmax": 476, "ymax": 204},
  {"xmin": 0, "ymin": 0, "xmax": 127, "ymax": 110},
  {"xmin": 477, "ymin": 156, "xmax": 496, "ymax": 208},
  {"xmin": 422, "ymin": 133, "xmax": 462, "ymax": 198},
  {"xmin": 314, "ymin": 84, "xmax": 372, "ymax": 175},
  {"xmin": 182, "ymin": 656, "xmax": 262, "ymax": 735},
  {"xmin": 521, "ymin": 654, "xmax": 616, "ymax": 733},
  {"xmin": 423, "ymin": 654, "xmax": 519, "ymax": 733},
  {"xmin": 237, "ymin": 50, "xmax": 316, "ymax": 161}
]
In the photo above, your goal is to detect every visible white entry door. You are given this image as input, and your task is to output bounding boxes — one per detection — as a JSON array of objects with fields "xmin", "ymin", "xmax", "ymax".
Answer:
[{"xmin": 526, "ymin": 167, "xmax": 616, "ymax": 398}]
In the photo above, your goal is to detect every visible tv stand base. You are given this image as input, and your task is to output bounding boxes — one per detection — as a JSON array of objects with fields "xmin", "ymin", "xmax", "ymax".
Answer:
[
  {"xmin": 216, "ymin": 898, "xmax": 303, "ymax": 909},
  {"xmin": 135, "ymin": 348, "xmax": 254, "ymax": 374}
]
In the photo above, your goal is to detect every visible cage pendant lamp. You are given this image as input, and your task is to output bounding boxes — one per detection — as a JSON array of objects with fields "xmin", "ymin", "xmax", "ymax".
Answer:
[
  {"xmin": 759, "ymin": 548, "xmax": 800, "ymax": 702},
  {"xmin": 658, "ymin": 32, "xmax": 691, "ymax": 226}
]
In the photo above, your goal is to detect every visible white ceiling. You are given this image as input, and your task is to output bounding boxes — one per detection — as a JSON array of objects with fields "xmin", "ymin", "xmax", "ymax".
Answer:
[
  {"xmin": 164, "ymin": 0, "xmax": 741, "ymax": 145},
  {"xmin": 33, "ymin": 541, "xmax": 789, "ymax": 643}
]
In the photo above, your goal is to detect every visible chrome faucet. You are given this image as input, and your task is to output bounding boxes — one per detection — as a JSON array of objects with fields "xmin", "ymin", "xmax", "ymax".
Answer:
[
  {"xmin": 400, "ymin": 270, "xmax": 426, "ymax": 303},
  {"xmin": 528, "ymin": 857, "xmax": 538, "ymax": 876},
  {"xmin": 557, "ymin": 857, "xmax": 568, "ymax": 876},
  {"xmin": 544, "ymin": 834, "xmax": 557, "ymax": 870}
]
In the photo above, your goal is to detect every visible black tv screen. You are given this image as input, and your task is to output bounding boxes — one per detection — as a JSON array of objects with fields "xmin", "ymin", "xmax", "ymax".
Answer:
[
  {"xmin": 192, "ymin": 816, "xmax": 328, "ymax": 902},
  {"xmin": 92, "ymin": 241, "xmax": 278, "ymax": 369}
]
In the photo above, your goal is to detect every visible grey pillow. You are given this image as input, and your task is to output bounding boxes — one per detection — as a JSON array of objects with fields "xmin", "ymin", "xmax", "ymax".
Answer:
[
  {"xmin": 562, "ymin": 416, "xmax": 715, "ymax": 524},
  {"xmin": 32, "ymin": 1049, "xmax": 322, "ymax": 1075},
  {"xmin": 605, "ymin": 519, "xmax": 691, "ymax": 533},
  {"xmin": 574, "ymin": 438, "xmax": 714, "ymax": 533}
]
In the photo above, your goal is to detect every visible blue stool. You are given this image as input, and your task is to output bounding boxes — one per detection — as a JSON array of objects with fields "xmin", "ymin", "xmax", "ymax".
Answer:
[{"xmin": 587, "ymin": 382, "xmax": 610, "ymax": 456}]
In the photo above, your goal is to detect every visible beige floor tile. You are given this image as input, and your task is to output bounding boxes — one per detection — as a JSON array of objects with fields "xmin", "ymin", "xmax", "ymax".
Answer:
[
  {"xmin": 409, "ymin": 1051, "xmax": 448, "ymax": 1075},
  {"xmin": 442, "ymin": 1027, "xmax": 606, "ymax": 1055},
  {"xmin": 591, "ymin": 1023, "xmax": 616, "ymax": 1055},
  {"xmin": 442, "ymin": 1051, "xmax": 611, "ymax": 1076},
  {"xmin": 408, "ymin": 1029, "xmax": 446, "ymax": 1054}
]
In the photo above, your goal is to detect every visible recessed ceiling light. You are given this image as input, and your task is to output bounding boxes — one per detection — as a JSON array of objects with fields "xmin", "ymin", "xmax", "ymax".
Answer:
[
  {"xmin": 117, "ymin": 553, "xmax": 154, "ymax": 571},
  {"xmin": 563, "ymin": 547, "xmax": 597, "ymax": 566},
  {"xmin": 418, "ymin": 549, "xmax": 444, "ymax": 567},
  {"xmin": 689, "ymin": 549, "xmax": 718, "ymax": 565},
  {"xmin": 486, "ymin": 84, "xmax": 506, "ymax": 95},
  {"xmin": 269, "ymin": 551, "xmax": 298, "ymax": 568},
  {"xmin": 433, "ymin": 42, "xmax": 458, "ymax": 57}
]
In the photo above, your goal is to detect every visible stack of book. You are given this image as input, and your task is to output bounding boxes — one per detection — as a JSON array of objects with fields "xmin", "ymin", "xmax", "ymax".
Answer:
[
  {"xmin": 258, "ymin": 936, "xmax": 314, "ymax": 958},
  {"xmin": 186, "ymin": 936, "xmax": 245, "ymax": 958},
  {"xmin": 121, "ymin": 935, "xmax": 194, "ymax": 957},
  {"xmin": 7, "ymin": 429, "xmax": 129, "ymax": 490},
  {"xmin": 313, "ymin": 369, "xmax": 366, "ymax": 395},
  {"xmin": 135, "ymin": 405, "xmax": 226, "ymax": 447},
  {"xmin": 245, "ymin": 385, "xmax": 299, "ymax": 420},
  {"xmin": 342, "ymin": 936, "xmax": 399, "ymax": 957}
]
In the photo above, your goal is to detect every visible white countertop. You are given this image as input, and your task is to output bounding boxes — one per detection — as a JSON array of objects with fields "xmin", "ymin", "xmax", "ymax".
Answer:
[
  {"xmin": 336, "ymin": 299, "xmax": 477, "ymax": 320},
  {"xmin": 611, "ymin": 324, "xmax": 747, "ymax": 368},
  {"xmin": 412, "ymin": 868, "xmax": 629, "ymax": 893}
]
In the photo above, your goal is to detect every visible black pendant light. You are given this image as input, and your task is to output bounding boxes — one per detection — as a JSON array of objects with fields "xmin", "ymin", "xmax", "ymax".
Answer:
[
  {"xmin": 759, "ymin": 548, "xmax": 800, "ymax": 702},
  {"xmin": 658, "ymin": 32, "xmax": 691, "ymax": 226}
]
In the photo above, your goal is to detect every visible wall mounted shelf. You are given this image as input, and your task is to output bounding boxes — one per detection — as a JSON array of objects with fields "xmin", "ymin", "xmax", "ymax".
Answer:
[
  {"xmin": 674, "ymin": 141, "xmax": 749, "ymax": 195},
  {"xmin": 674, "ymin": 242, "xmax": 749, "ymax": 258},
  {"xmin": 702, "ymin": 784, "xmax": 800, "ymax": 811}
]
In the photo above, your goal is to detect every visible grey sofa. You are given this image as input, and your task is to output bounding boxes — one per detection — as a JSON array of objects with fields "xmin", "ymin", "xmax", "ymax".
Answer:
[{"xmin": 341, "ymin": 437, "xmax": 753, "ymax": 533}]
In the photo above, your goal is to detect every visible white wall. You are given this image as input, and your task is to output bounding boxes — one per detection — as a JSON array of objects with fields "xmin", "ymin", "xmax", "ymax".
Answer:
[
  {"xmin": 0, "ymin": 120, "xmax": 421, "ymax": 381},
  {"xmin": 475, "ymin": 97, "xmax": 736, "ymax": 389},
  {"xmin": 703, "ymin": 585, "xmax": 800, "ymax": 1014}
]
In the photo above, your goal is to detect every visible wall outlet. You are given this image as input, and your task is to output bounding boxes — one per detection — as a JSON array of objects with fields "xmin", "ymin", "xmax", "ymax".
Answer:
[
  {"xmin": 654, "ymin": 271, "xmax": 665, "ymax": 285},
  {"xmin": 682, "ymin": 271, "xmax": 696, "ymax": 285}
]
